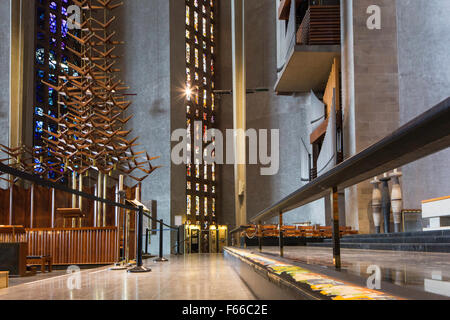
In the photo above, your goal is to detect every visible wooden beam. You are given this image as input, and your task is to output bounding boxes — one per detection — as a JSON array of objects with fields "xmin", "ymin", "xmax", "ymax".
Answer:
[
  {"xmin": 278, "ymin": 0, "xmax": 291, "ymax": 20},
  {"xmin": 310, "ymin": 118, "xmax": 328, "ymax": 144}
]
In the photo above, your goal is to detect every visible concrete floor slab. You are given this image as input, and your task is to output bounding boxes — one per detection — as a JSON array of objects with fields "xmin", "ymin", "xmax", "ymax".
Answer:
[{"xmin": 0, "ymin": 254, "xmax": 255, "ymax": 300}]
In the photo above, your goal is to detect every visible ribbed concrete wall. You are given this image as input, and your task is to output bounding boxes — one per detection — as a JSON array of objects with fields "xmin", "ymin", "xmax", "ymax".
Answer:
[
  {"xmin": 0, "ymin": 1, "xmax": 9, "ymax": 149},
  {"xmin": 115, "ymin": 0, "xmax": 173, "ymax": 254},
  {"xmin": 345, "ymin": 0, "xmax": 400, "ymax": 233},
  {"xmin": 217, "ymin": 0, "xmax": 326, "ymax": 228},
  {"xmin": 0, "ymin": 1, "xmax": 10, "ymax": 189},
  {"xmin": 396, "ymin": 0, "xmax": 450, "ymax": 208}
]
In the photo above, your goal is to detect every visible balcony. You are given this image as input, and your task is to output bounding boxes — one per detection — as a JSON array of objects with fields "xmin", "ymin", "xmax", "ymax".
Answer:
[
  {"xmin": 275, "ymin": 1, "xmax": 341, "ymax": 94},
  {"xmin": 296, "ymin": 5, "xmax": 341, "ymax": 45}
]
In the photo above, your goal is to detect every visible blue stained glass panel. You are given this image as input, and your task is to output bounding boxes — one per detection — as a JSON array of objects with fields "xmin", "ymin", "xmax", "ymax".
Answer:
[
  {"xmin": 61, "ymin": 20, "xmax": 68, "ymax": 38},
  {"xmin": 50, "ymin": 13, "xmax": 57, "ymax": 33},
  {"xmin": 36, "ymin": 47, "xmax": 45, "ymax": 64},
  {"xmin": 35, "ymin": 107, "xmax": 44, "ymax": 117},
  {"xmin": 49, "ymin": 50, "xmax": 56, "ymax": 69}
]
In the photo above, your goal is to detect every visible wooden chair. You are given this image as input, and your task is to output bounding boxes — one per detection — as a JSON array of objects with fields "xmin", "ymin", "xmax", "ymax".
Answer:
[{"xmin": 26, "ymin": 256, "xmax": 52, "ymax": 273}]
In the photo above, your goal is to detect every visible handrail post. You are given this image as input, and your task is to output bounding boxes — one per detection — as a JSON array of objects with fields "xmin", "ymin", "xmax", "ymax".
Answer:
[
  {"xmin": 155, "ymin": 219, "xmax": 168, "ymax": 262},
  {"xmin": 279, "ymin": 213, "xmax": 284, "ymax": 258},
  {"xmin": 331, "ymin": 187, "xmax": 341, "ymax": 269},
  {"xmin": 258, "ymin": 222, "xmax": 262, "ymax": 252},
  {"xmin": 128, "ymin": 206, "xmax": 151, "ymax": 273}
]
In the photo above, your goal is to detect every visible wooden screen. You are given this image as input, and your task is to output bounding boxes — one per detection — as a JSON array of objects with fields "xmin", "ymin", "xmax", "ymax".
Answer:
[{"xmin": 185, "ymin": 0, "xmax": 218, "ymax": 229}]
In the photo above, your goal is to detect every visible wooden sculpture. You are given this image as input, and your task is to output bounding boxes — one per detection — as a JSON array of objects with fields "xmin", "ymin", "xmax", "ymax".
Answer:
[{"xmin": 1, "ymin": 0, "xmax": 160, "ymax": 188}]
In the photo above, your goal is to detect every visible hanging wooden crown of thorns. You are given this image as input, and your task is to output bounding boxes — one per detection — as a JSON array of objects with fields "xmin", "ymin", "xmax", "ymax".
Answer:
[{"xmin": 0, "ymin": 0, "xmax": 160, "ymax": 184}]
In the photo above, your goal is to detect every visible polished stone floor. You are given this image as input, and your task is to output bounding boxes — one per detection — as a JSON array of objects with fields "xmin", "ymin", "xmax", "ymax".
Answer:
[
  {"xmin": 8, "ymin": 270, "xmax": 67, "ymax": 287},
  {"xmin": 0, "ymin": 254, "xmax": 255, "ymax": 300},
  {"xmin": 253, "ymin": 246, "xmax": 450, "ymax": 298}
]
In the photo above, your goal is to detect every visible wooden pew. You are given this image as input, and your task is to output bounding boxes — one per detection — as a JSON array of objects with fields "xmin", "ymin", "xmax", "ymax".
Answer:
[{"xmin": 26, "ymin": 256, "xmax": 52, "ymax": 273}]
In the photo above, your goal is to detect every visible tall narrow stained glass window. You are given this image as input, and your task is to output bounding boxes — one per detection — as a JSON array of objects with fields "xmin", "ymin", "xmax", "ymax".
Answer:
[
  {"xmin": 185, "ymin": 0, "xmax": 218, "ymax": 227},
  {"xmin": 34, "ymin": 0, "xmax": 79, "ymax": 179}
]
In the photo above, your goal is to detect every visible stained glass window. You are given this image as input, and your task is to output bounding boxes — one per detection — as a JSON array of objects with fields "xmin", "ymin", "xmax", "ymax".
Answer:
[
  {"xmin": 185, "ymin": 0, "xmax": 218, "ymax": 225},
  {"xmin": 34, "ymin": 0, "xmax": 78, "ymax": 180}
]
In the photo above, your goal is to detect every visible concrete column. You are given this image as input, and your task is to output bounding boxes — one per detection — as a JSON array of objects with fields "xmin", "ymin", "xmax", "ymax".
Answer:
[
  {"xmin": 9, "ymin": 0, "xmax": 25, "ymax": 150},
  {"xmin": 232, "ymin": 0, "xmax": 247, "ymax": 227},
  {"xmin": 9, "ymin": 0, "xmax": 34, "ymax": 151},
  {"xmin": 0, "ymin": 1, "xmax": 11, "ymax": 175},
  {"xmin": 341, "ymin": 0, "xmax": 358, "ymax": 231}
]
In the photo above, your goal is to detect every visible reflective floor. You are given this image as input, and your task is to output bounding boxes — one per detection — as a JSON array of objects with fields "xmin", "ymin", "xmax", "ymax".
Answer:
[
  {"xmin": 0, "ymin": 254, "xmax": 255, "ymax": 300},
  {"xmin": 254, "ymin": 246, "xmax": 450, "ymax": 298}
]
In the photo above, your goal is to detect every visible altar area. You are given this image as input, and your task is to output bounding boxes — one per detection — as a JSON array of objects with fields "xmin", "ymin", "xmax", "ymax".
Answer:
[{"xmin": 0, "ymin": 182, "xmax": 140, "ymax": 268}]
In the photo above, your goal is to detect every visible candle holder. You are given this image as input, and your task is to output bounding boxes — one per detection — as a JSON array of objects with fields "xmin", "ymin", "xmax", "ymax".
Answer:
[
  {"xmin": 370, "ymin": 177, "xmax": 382, "ymax": 234},
  {"xmin": 380, "ymin": 174, "xmax": 392, "ymax": 234},
  {"xmin": 390, "ymin": 169, "xmax": 403, "ymax": 233}
]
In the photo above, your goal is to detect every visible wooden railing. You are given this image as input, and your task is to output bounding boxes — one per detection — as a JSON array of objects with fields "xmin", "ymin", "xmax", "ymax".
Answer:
[
  {"xmin": 26, "ymin": 227, "xmax": 119, "ymax": 265},
  {"xmin": 297, "ymin": 5, "xmax": 341, "ymax": 45},
  {"xmin": 0, "ymin": 226, "xmax": 27, "ymax": 243}
]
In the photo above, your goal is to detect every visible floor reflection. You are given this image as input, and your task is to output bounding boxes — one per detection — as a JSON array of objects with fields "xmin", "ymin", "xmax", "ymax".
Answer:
[
  {"xmin": 254, "ymin": 246, "xmax": 450, "ymax": 298},
  {"xmin": 0, "ymin": 254, "xmax": 255, "ymax": 300}
]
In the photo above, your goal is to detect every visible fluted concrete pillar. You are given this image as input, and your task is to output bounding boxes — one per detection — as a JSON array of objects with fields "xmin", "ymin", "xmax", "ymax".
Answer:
[{"xmin": 232, "ymin": 0, "xmax": 247, "ymax": 227}]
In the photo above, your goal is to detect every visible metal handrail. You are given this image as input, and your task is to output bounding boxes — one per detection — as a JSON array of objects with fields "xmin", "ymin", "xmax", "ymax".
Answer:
[
  {"xmin": 246, "ymin": 97, "xmax": 450, "ymax": 224},
  {"xmin": 0, "ymin": 162, "xmax": 179, "ymax": 229},
  {"xmin": 0, "ymin": 162, "xmax": 181, "ymax": 270}
]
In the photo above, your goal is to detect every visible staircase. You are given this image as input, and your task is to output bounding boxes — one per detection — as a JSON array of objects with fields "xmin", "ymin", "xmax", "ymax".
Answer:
[{"xmin": 307, "ymin": 230, "xmax": 450, "ymax": 253}]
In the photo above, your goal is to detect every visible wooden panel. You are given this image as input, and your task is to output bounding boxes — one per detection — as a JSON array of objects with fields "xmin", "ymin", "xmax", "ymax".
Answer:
[
  {"xmin": 0, "ymin": 243, "xmax": 27, "ymax": 276},
  {"xmin": 33, "ymin": 185, "xmax": 52, "ymax": 228},
  {"xmin": 323, "ymin": 58, "xmax": 341, "ymax": 114},
  {"xmin": 297, "ymin": 6, "xmax": 341, "ymax": 45},
  {"xmin": 278, "ymin": 0, "xmax": 291, "ymax": 20},
  {"xmin": 11, "ymin": 185, "xmax": 30, "ymax": 227},
  {"xmin": 26, "ymin": 227, "xmax": 119, "ymax": 265},
  {"xmin": 310, "ymin": 118, "xmax": 328, "ymax": 144},
  {"xmin": 0, "ymin": 271, "xmax": 8, "ymax": 289},
  {"xmin": 0, "ymin": 188, "xmax": 10, "ymax": 225}
]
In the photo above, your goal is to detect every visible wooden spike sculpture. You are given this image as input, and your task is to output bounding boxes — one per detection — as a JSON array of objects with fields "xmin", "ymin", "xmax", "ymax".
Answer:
[{"xmin": 1, "ymin": 0, "xmax": 160, "ymax": 187}]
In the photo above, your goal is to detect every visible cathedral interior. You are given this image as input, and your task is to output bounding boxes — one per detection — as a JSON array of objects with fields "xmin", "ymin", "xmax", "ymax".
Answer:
[{"xmin": 0, "ymin": 0, "xmax": 449, "ymax": 302}]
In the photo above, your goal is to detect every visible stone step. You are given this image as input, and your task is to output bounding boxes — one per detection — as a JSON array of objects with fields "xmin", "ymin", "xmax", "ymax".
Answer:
[
  {"xmin": 322, "ymin": 236, "xmax": 450, "ymax": 244},
  {"xmin": 307, "ymin": 242, "xmax": 450, "ymax": 253},
  {"xmin": 341, "ymin": 229, "xmax": 450, "ymax": 239}
]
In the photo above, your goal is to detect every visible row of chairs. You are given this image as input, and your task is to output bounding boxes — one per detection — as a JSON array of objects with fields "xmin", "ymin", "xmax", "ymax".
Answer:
[{"xmin": 243, "ymin": 225, "xmax": 358, "ymax": 239}]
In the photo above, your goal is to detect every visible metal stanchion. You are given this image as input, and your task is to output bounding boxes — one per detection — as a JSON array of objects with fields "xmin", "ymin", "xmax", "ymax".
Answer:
[
  {"xmin": 154, "ymin": 219, "xmax": 168, "ymax": 262},
  {"xmin": 110, "ymin": 188, "xmax": 128, "ymax": 271},
  {"xmin": 331, "ymin": 187, "xmax": 341, "ymax": 270},
  {"xmin": 258, "ymin": 222, "xmax": 262, "ymax": 252},
  {"xmin": 129, "ymin": 206, "xmax": 152, "ymax": 273},
  {"xmin": 279, "ymin": 213, "xmax": 284, "ymax": 258},
  {"xmin": 174, "ymin": 226, "xmax": 182, "ymax": 255},
  {"xmin": 145, "ymin": 228, "xmax": 149, "ymax": 254}
]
